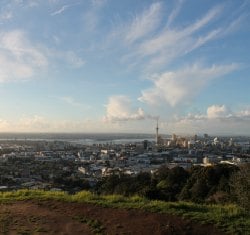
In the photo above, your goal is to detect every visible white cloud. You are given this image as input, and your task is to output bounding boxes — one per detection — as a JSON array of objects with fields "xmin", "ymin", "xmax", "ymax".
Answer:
[
  {"xmin": 184, "ymin": 5, "xmax": 222, "ymax": 34},
  {"xmin": 86, "ymin": 1, "xmax": 243, "ymax": 76},
  {"xmin": 139, "ymin": 63, "xmax": 239, "ymax": 107},
  {"xmin": 0, "ymin": 119, "xmax": 10, "ymax": 131},
  {"xmin": 60, "ymin": 96, "xmax": 82, "ymax": 107},
  {"xmin": 50, "ymin": 2, "xmax": 83, "ymax": 16},
  {"xmin": 83, "ymin": 0, "xmax": 107, "ymax": 32},
  {"xmin": 103, "ymin": 95, "xmax": 145, "ymax": 122},
  {"xmin": 0, "ymin": 30, "xmax": 48, "ymax": 82},
  {"xmin": 51, "ymin": 5, "xmax": 69, "ymax": 16},
  {"xmin": 187, "ymin": 29, "xmax": 221, "ymax": 52},
  {"xmin": 2, "ymin": 105, "xmax": 249, "ymax": 134},
  {"xmin": 238, "ymin": 108, "xmax": 250, "ymax": 117},
  {"xmin": 166, "ymin": 105, "xmax": 250, "ymax": 135},
  {"xmin": 0, "ymin": 29, "xmax": 84, "ymax": 83},
  {"xmin": 166, "ymin": 0, "xmax": 185, "ymax": 27},
  {"xmin": 179, "ymin": 105, "xmax": 250, "ymax": 121},
  {"xmin": 45, "ymin": 48, "xmax": 85, "ymax": 68},
  {"xmin": 0, "ymin": 115, "xmax": 125, "ymax": 133},
  {"xmin": 1, "ymin": 30, "xmax": 47, "ymax": 67},
  {"xmin": 207, "ymin": 105, "xmax": 230, "ymax": 118},
  {"xmin": 115, "ymin": 4, "xmax": 244, "ymax": 72},
  {"xmin": 137, "ymin": 5, "xmax": 222, "ymax": 67},
  {"xmin": 59, "ymin": 96, "xmax": 90, "ymax": 109},
  {"xmin": 0, "ymin": 55, "xmax": 33, "ymax": 82},
  {"xmin": 19, "ymin": 115, "xmax": 50, "ymax": 130},
  {"xmin": 125, "ymin": 2, "xmax": 162, "ymax": 44}
]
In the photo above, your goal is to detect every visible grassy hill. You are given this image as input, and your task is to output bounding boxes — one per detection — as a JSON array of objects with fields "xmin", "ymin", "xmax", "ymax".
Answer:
[{"xmin": 0, "ymin": 190, "xmax": 249, "ymax": 234}]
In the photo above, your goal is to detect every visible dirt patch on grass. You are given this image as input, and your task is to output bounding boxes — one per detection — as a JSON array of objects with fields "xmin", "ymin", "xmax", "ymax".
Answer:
[{"xmin": 0, "ymin": 200, "xmax": 226, "ymax": 235}]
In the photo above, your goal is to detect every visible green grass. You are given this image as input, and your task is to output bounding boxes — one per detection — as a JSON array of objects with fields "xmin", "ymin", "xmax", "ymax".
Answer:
[{"xmin": 0, "ymin": 189, "xmax": 249, "ymax": 235}]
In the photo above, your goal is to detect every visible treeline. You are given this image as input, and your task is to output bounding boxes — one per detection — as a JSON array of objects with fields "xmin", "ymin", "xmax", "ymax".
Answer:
[{"xmin": 95, "ymin": 164, "xmax": 250, "ymax": 210}]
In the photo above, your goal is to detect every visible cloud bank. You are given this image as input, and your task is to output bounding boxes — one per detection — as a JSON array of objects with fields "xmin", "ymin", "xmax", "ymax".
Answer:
[{"xmin": 166, "ymin": 105, "xmax": 250, "ymax": 135}]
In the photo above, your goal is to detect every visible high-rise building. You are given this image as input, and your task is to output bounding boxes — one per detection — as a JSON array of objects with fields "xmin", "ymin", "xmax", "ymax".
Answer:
[
  {"xmin": 143, "ymin": 140, "xmax": 149, "ymax": 150},
  {"xmin": 172, "ymin": 133, "xmax": 177, "ymax": 141}
]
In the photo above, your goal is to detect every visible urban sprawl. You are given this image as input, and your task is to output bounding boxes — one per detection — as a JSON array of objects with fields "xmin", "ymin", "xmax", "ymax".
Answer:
[{"xmin": 0, "ymin": 131, "xmax": 249, "ymax": 192}]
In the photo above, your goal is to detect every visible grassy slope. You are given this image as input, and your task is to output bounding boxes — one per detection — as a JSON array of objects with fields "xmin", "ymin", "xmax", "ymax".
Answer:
[{"xmin": 0, "ymin": 190, "xmax": 249, "ymax": 235}]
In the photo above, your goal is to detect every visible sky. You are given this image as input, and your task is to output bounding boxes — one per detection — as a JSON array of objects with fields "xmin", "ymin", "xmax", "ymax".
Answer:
[{"xmin": 0, "ymin": 0, "xmax": 250, "ymax": 135}]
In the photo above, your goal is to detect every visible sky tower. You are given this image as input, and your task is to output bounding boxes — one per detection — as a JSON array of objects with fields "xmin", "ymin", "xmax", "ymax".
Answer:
[{"xmin": 156, "ymin": 119, "xmax": 159, "ymax": 146}]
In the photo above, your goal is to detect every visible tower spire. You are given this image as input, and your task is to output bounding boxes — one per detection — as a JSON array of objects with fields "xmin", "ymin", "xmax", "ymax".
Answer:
[{"xmin": 156, "ymin": 118, "xmax": 159, "ymax": 146}]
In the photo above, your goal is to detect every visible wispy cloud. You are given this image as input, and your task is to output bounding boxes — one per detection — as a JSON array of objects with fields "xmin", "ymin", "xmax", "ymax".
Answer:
[
  {"xmin": 132, "ymin": 5, "xmax": 223, "ymax": 70},
  {"xmin": 106, "ymin": 3, "xmax": 247, "ymax": 74},
  {"xmin": 125, "ymin": 2, "xmax": 162, "ymax": 44},
  {"xmin": 51, "ymin": 4, "xmax": 69, "ymax": 16},
  {"xmin": 166, "ymin": 0, "xmax": 185, "ymax": 28},
  {"xmin": 50, "ymin": 2, "xmax": 83, "ymax": 16},
  {"xmin": 0, "ymin": 30, "xmax": 48, "ymax": 82},
  {"xmin": 46, "ymin": 49, "xmax": 85, "ymax": 68},
  {"xmin": 59, "ymin": 96, "xmax": 89, "ymax": 109},
  {"xmin": 0, "ymin": 28, "xmax": 85, "ymax": 84},
  {"xmin": 91, "ymin": 0, "xmax": 107, "ymax": 8},
  {"xmin": 82, "ymin": 1, "xmax": 244, "ymax": 75},
  {"xmin": 82, "ymin": 0, "xmax": 107, "ymax": 32},
  {"xmin": 139, "ymin": 63, "xmax": 239, "ymax": 107}
]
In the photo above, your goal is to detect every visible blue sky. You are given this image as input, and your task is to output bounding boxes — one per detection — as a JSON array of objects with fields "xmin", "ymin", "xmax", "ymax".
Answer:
[{"xmin": 0, "ymin": 0, "xmax": 250, "ymax": 135}]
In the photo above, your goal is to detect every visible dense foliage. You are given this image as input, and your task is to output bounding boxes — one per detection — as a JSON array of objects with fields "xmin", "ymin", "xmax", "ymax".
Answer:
[{"xmin": 95, "ymin": 164, "xmax": 249, "ymax": 210}]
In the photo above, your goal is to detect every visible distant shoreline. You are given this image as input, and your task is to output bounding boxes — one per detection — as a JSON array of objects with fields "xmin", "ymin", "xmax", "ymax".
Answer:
[{"xmin": 0, "ymin": 133, "xmax": 158, "ymax": 145}]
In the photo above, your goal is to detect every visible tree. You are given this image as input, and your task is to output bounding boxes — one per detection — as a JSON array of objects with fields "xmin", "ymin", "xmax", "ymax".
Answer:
[
  {"xmin": 230, "ymin": 163, "xmax": 250, "ymax": 212},
  {"xmin": 154, "ymin": 165, "xmax": 170, "ymax": 181},
  {"xmin": 154, "ymin": 166, "xmax": 189, "ymax": 201},
  {"xmin": 180, "ymin": 164, "xmax": 238, "ymax": 203},
  {"xmin": 190, "ymin": 178, "xmax": 209, "ymax": 202}
]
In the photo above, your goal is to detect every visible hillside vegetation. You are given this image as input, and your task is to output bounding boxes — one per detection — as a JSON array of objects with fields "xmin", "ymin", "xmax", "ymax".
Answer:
[
  {"xmin": 95, "ymin": 164, "xmax": 250, "ymax": 211},
  {"xmin": 0, "ymin": 189, "xmax": 249, "ymax": 235}
]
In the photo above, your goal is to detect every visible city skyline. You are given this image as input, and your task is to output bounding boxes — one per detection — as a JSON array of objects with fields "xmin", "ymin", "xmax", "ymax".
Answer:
[{"xmin": 0, "ymin": 0, "xmax": 250, "ymax": 135}]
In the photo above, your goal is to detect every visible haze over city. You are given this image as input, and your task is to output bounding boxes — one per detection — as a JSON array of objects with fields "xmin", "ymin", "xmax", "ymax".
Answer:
[{"xmin": 0, "ymin": 0, "xmax": 249, "ymax": 135}]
